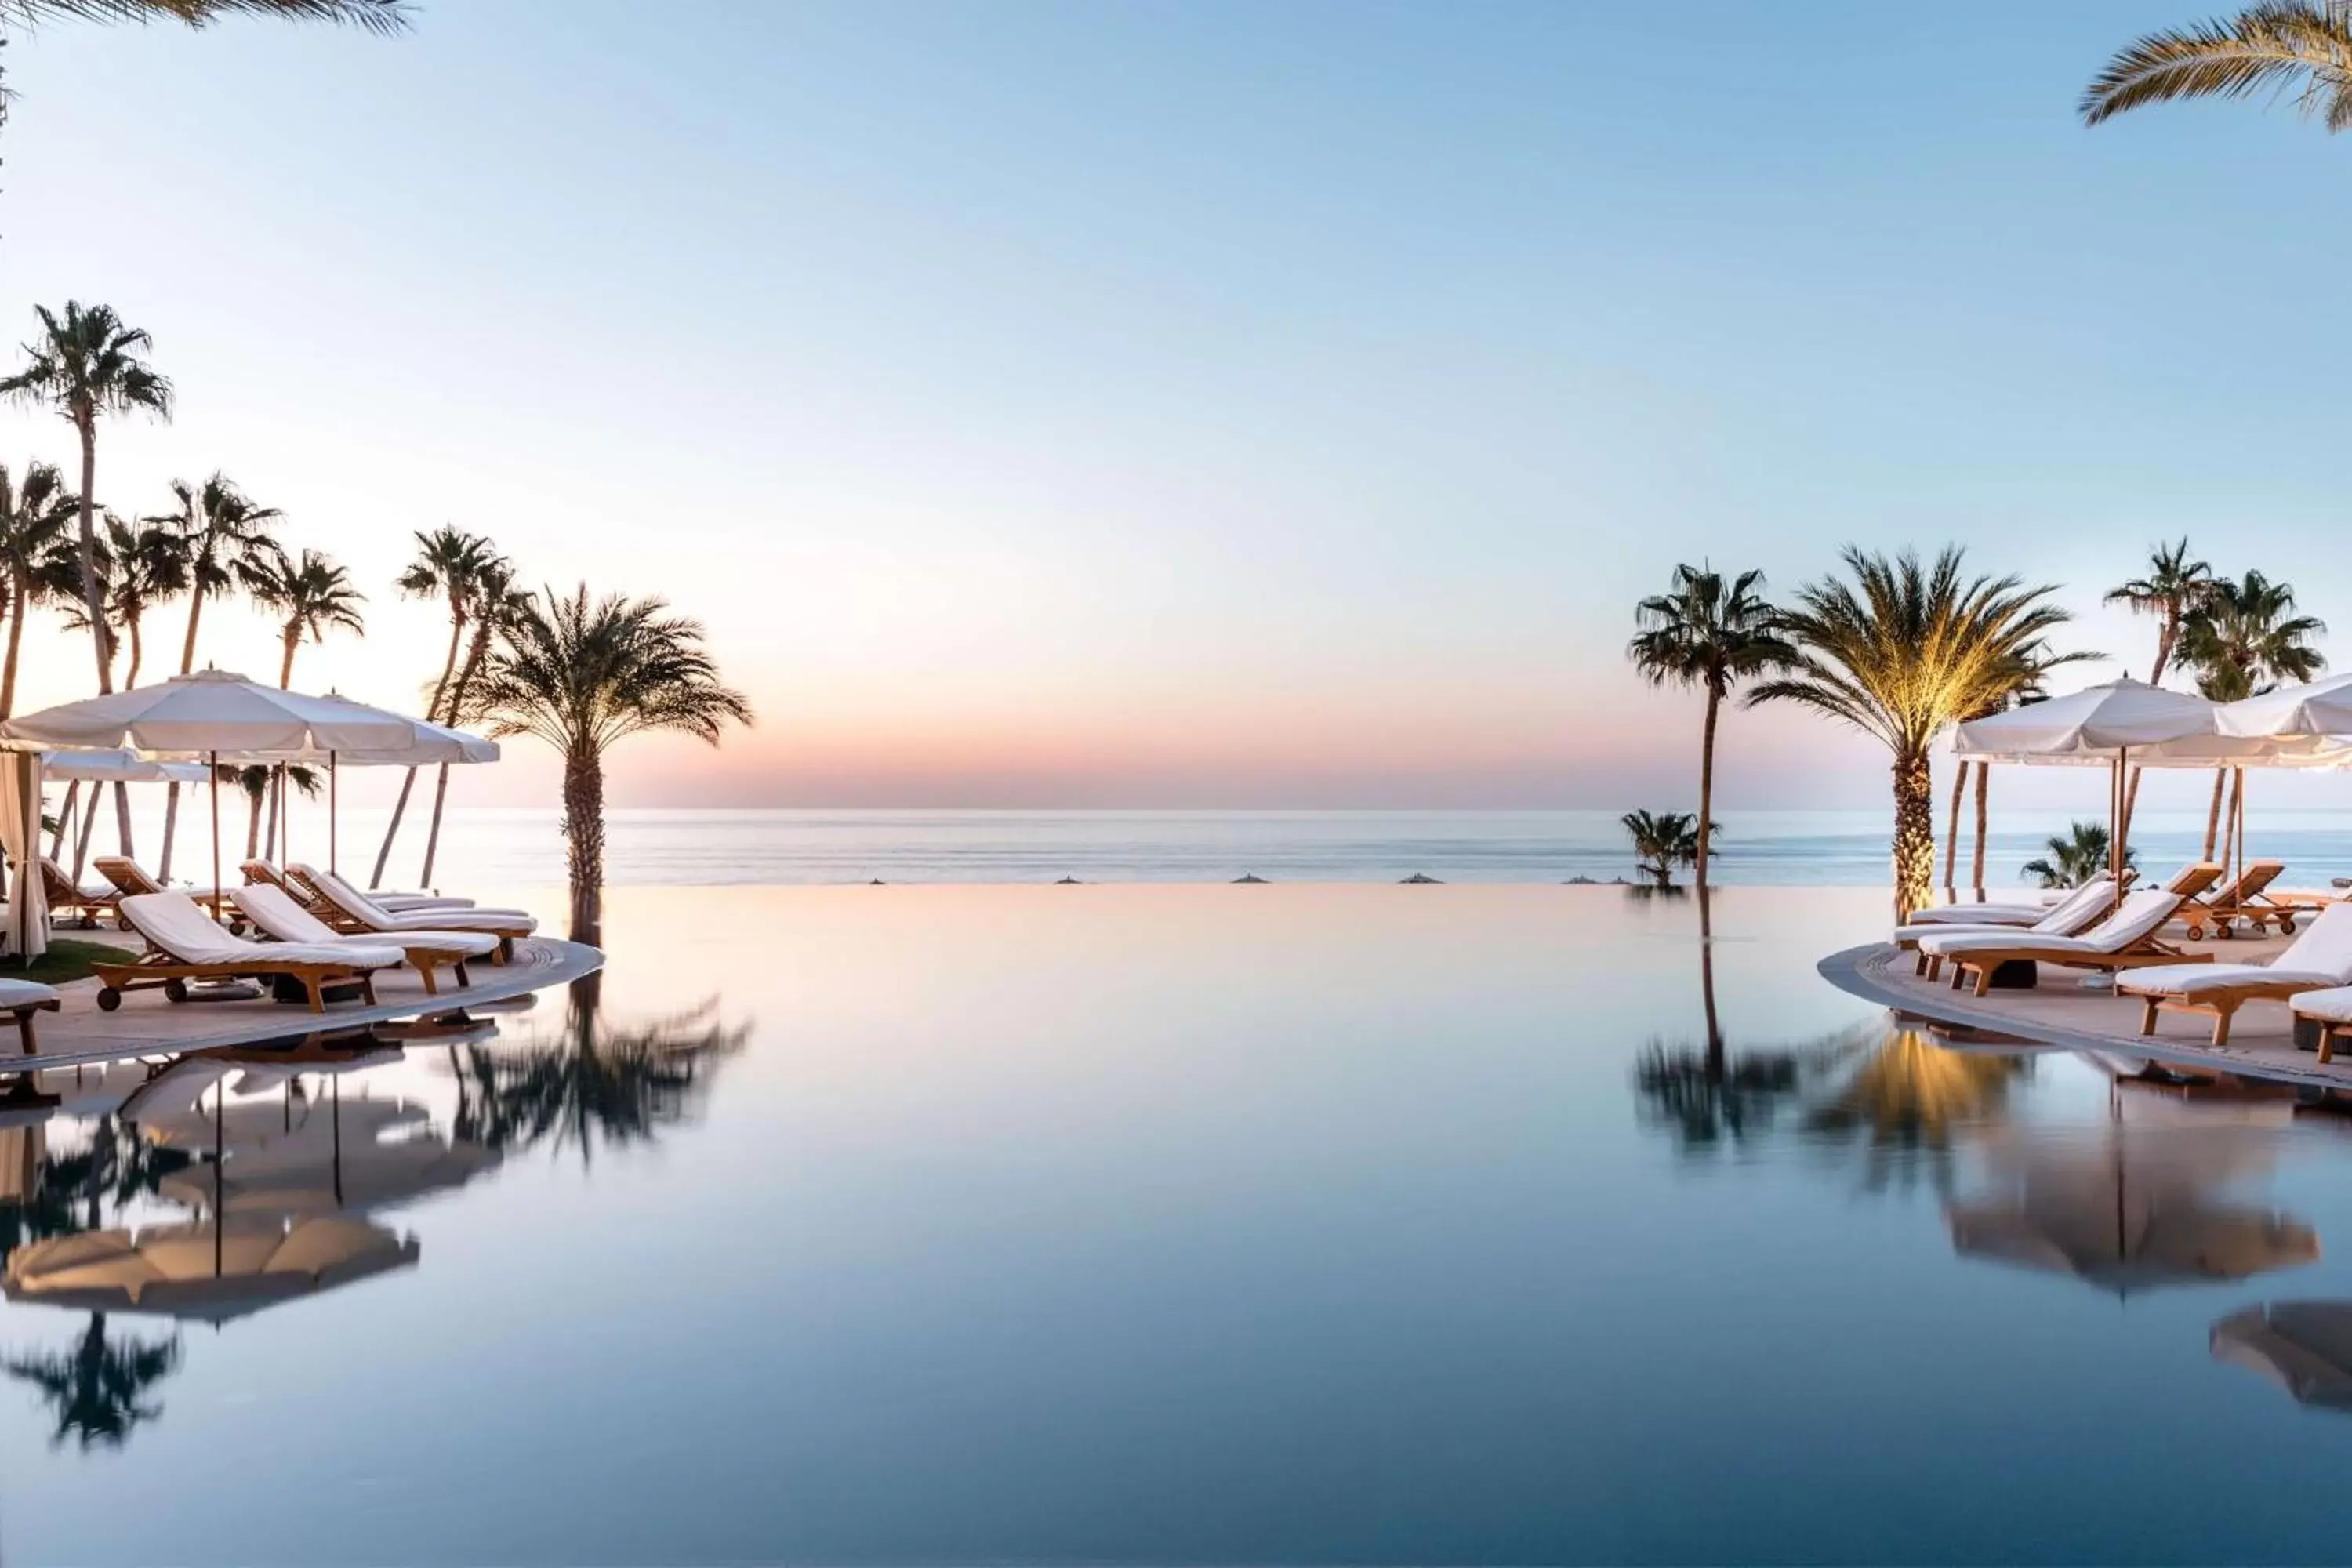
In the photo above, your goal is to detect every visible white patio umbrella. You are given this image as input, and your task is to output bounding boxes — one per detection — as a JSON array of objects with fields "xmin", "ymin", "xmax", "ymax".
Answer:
[
  {"xmin": 38, "ymin": 750, "xmax": 209, "ymax": 785},
  {"xmin": 0, "ymin": 672, "xmax": 423, "ymax": 919},
  {"xmin": 2216, "ymin": 673, "xmax": 2352, "ymax": 740},
  {"xmin": 1954, "ymin": 679, "xmax": 2225, "ymax": 896}
]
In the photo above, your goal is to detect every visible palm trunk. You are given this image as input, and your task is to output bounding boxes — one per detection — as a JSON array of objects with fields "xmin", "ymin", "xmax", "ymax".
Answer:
[
  {"xmin": 124, "ymin": 612, "xmax": 143, "ymax": 688},
  {"xmin": 111, "ymin": 779, "xmax": 133, "ymax": 859},
  {"xmin": 1944, "ymin": 760, "xmax": 1966, "ymax": 894},
  {"xmin": 0, "ymin": 568, "xmax": 27, "ymax": 717},
  {"xmin": 419, "ymin": 621, "xmax": 494, "ymax": 888},
  {"xmin": 1697, "ymin": 881, "xmax": 1720, "ymax": 1056},
  {"xmin": 372, "ymin": 611, "xmax": 466, "ymax": 888},
  {"xmin": 49, "ymin": 781, "xmax": 75, "ymax": 860},
  {"xmin": 73, "ymin": 418, "xmax": 109, "ymax": 695},
  {"xmin": 158, "ymin": 583, "xmax": 212, "ymax": 882},
  {"xmin": 2122, "ymin": 764, "xmax": 2145, "ymax": 844},
  {"xmin": 2203, "ymin": 766, "xmax": 2227, "ymax": 861},
  {"xmin": 561, "ymin": 746, "xmax": 606, "ymax": 946},
  {"xmin": 1892, "ymin": 751, "xmax": 1934, "ymax": 920},
  {"xmin": 245, "ymin": 790, "xmax": 263, "ymax": 859},
  {"xmin": 1971, "ymin": 764, "xmax": 1989, "ymax": 893},
  {"xmin": 2220, "ymin": 768, "xmax": 2245, "ymax": 875},
  {"xmin": 1694, "ymin": 686, "xmax": 1719, "ymax": 897}
]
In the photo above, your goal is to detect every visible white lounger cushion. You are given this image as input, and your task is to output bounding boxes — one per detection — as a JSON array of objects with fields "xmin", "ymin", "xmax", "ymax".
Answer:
[
  {"xmin": 1895, "ymin": 882, "xmax": 2116, "ymax": 945},
  {"xmin": 231, "ymin": 885, "xmax": 500, "ymax": 960},
  {"xmin": 0, "ymin": 978, "xmax": 60, "ymax": 1009},
  {"xmin": 292, "ymin": 866, "xmax": 537, "ymax": 936},
  {"xmin": 122, "ymin": 893, "xmax": 406, "ymax": 971},
  {"xmin": 2291, "ymin": 988, "xmax": 2352, "ymax": 1025},
  {"xmin": 1917, "ymin": 890, "xmax": 2181, "ymax": 959},
  {"xmin": 2120, "ymin": 905, "xmax": 2352, "ymax": 999}
]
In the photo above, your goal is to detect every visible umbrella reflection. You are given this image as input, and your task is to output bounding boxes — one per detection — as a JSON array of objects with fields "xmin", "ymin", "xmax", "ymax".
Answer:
[
  {"xmin": 2212, "ymin": 1301, "xmax": 2352, "ymax": 1413},
  {"xmin": 1946, "ymin": 1091, "xmax": 2317, "ymax": 1296}
]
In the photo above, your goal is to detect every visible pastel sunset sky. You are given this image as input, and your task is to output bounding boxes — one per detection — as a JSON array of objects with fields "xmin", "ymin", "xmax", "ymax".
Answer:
[{"xmin": 1, "ymin": 0, "xmax": 2347, "ymax": 814}]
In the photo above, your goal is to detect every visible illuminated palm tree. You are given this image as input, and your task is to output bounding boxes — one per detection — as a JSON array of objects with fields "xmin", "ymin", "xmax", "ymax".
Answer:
[
  {"xmin": 461, "ymin": 587, "xmax": 750, "ymax": 943},
  {"xmin": 1626, "ymin": 564, "xmax": 1791, "ymax": 896},
  {"xmin": 2083, "ymin": 4, "xmax": 2352, "ymax": 132},
  {"xmin": 0, "ymin": 302, "xmax": 171, "ymax": 694},
  {"xmin": 2180, "ymin": 570, "xmax": 2326, "ymax": 859},
  {"xmin": 1803, "ymin": 1028, "xmax": 2026, "ymax": 1195},
  {"xmin": 1748, "ymin": 547, "xmax": 2083, "ymax": 918},
  {"xmin": 371, "ymin": 527, "xmax": 500, "ymax": 888}
]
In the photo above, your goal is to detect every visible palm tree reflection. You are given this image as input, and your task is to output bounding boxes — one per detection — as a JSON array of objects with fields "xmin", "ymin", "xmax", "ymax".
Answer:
[
  {"xmin": 2, "ymin": 1312, "xmax": 180, "ymax": 1451},
  {"xmin": 452, "ymin": 975, "xmax": 746, "ymax": 1164},
  {"xmin": 1802, "ymin": 1029, "xmax": 2027, "ymax": 1193}
]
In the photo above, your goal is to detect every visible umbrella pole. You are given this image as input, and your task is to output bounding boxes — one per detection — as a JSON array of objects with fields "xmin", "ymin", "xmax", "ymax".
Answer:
[
  {"xmin": 2114, "ymin": 746, "xmax": 2132, "ymax": 898},
  {"xmin": 209, "ymin": 750, "xmax": 222, "ymax": 924},
  {"xmin": 329, "ymin": 752, "xmax": 338, "ymax": 876}
]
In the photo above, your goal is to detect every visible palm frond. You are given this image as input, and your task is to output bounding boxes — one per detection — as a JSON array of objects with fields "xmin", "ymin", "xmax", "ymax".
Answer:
[{"xmin": 2082, "ymin": 2, "xmax": 2352, "ymax": 129}]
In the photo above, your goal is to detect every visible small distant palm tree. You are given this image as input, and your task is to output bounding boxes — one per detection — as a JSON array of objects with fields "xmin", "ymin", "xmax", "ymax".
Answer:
[
  {"xmin": 2020, "ymin": 821, "xmax": 2137, "ymax": 889},
  {"xmin": 461, "ymin": 586, "xmax": 750, "ymax": 943},
  {"xmin": 2179, "ymin": 570, "xmax": 2326, "ymax": 863},
  {"xmin": 371, "ymin": 527, "xmax": 502, "ymax": 888},
  {"xmin": 1622, "ymin": 808, "xmax": 1708, "ymax": 890},
  {"xmin": 1748, "ymin": 547, "xmax": 2085, "ymax": 918},
  {"xmin": 1627, "ymin": 564, "xmax": 1792, "ymax": 897},
  {"xmin": 90, "ymin": 512, "xmax": 190, "ymax": 689},
  {"xmin": 0, "ymin": 457, "xmax": 75, "ymax": 716},
  {"xmin": 2082, "ymin": 3, "xmax": 2352, "ymax": 132},
  {"xmin": 247, "ymin": 546, "xmax": 364, "ymax": 688},
  {"xmin": 220, "ymin": 760, "xmax": 321, "ymax": 858},
  {"xmin": 0, "ymin": 302, "xmax": 172, "ymax": 695}
]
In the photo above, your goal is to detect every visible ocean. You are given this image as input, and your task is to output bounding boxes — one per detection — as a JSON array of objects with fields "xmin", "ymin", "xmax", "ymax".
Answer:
[{"xmin": 198, "ymin": 805, "xmax": 2352, "ymax": 890}]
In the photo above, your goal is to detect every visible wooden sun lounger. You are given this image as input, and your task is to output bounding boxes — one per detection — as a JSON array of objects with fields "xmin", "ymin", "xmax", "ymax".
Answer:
[
  {"xmin": 0, "ymin": 980, "xmax": 60, "ymax": 1054},
  {"xmin": 93, "ymin": 855, "xmax": 229, "ymax": 924},
  {"xmin": 1930, "ymin": 891, "xmax": 2207, "ymax": 997},
  {"xmin": 40, "ymin": 858, "xmax": 119, "ymax": 929},
  {"xmin": 2183, "ymin": 860, "xmax": 2288, "ymax": 940},
  {"xmin": 2122, "ymin": 906, "xmax": 2352, "ymax": 1046},
  {"xmin": 229, "ymin": 884, "xmax": 491, "ymax": 998},
  {"xmin": 92, "ymin": 893, "xmax": 401, "ymax": 1015}
]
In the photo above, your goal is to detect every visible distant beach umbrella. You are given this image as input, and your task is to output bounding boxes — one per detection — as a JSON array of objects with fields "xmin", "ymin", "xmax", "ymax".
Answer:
[
  {"xmin": 1400, "ymin": 873, "xmax": 1443, "ymax": 884},
  {"xmin": 2216, "ymin": 673, "xmax": 2352, "ymax": 742},
  {"xmin": 1233, "ymin": 873, "xmax": 1267, "ymax": 884},
  {"xmin": 37, "ymin": 750, "xmax": 207, "ymax": 784},
  {"xmin": 2212, "ymin": 1301, "xmax": 2352, "ymax": 1414}
]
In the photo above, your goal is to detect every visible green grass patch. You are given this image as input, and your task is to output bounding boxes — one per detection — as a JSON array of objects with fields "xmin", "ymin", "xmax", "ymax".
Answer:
[{"xmin": 0, "ymin": 938, "xmax": 140, "ymax": 986}]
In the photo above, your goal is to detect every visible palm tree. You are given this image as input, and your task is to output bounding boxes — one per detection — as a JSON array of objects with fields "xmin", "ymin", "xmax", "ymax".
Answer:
[
  {"xmin": 3, "ymin": 1314, "xmax": 180, "ymax": 1451},
  {"xmin": 460, "ymin": 586, "xmax": 750, "ymax": 943},
  {"xmin": 1627, "ymin": 564, "xmax": 1791, "ymax": 897},
  {"xmin": 0, "ymin": 457, "xmax": 74, "ymax": 716},
  {"xmin": 2020, "ymin": 821, "xmax": 2137, "ymax": 888},
  {"xmin": 2107, "ymin": 539, "xmax": 2214, "ymax": 835},
  {"xmin": 451, "ymin": 975, "xmax": 746, "ymax": 1164},
  {"xmin": 371, "ymin": 527, "xmax": 499, "ymax": 888},
  {"xmin": 88, "ymin": 510, "xmax": 188, "ymax": 689},
  {"xmin": 419, "ymin": 555, "xmax": 527, "ymax": 887},
  {"xmin": 0, "ymin": 302, "xmax": 172, "ymax": 694},
  {"xmin": 247, "ymin": 546, "xmax": 364, "ymax": 688},
  {"xmin": 220, "ymin": 760, "xmax": 321, "ymax": 858},
  {"xmin": 1621, "ymin": 808, "xmax": 1706, "ymax": 890},
  {"xmin": 2082, "ymin": 3, "xmax": 2352, "ymax": 132},
  {"xmin": 151, "ymin": 472, "xmax": 281, "ymax": 880},
  {"xmin": 1748, "ymin": 547, "xmax": 2082, "ymax": 918},
  {"xmin": 2180, "ymin": 569, "xmax": 2326, "ymax": 859}
]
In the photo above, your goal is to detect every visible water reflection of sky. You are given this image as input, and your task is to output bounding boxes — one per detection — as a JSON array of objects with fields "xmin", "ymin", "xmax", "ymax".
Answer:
[{"xmin": 6, "ymin": 885, "xmax": 2352, "ymax": 1563}]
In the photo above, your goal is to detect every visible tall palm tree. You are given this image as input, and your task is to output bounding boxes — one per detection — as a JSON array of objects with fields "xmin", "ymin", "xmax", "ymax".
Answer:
[
  {"xmin": 1626, "ymin": 564, "xmax": 1791, "ymax": 897},
  {"xmin": 371, "ymin": 527, "xmax": 499, "ymax": 889},
  {"xmin": 151, "ymin": 472, "xmax": 281, "ymax": 880},
  {"xmin": 88, "ymin": 510, "xmax": 188, "ymax": 689},
  {"xmin": 2082, "ymin": 3, "xmax": 2352, "ymax": 131},
  {"xmin": 247, "ymin": 546, "xmax": 363, "ymax": 688},
  {"xmin": 419, "ymin": 555, "xmax": 527, "ymax": 887},
  {"xmin": 0, "ymin": 456, "xmax": 74, "ymax": 716},
  {"xmin": 1748, "ymin": 547, "xmax": 2082, "ymax": 918},
  {"xmin": 2106, "ymin": 539, "xmax": 2214, "ymax": 835},
  {"xmin": 2180, "ymin": 569, "xmax": 2326, "ymax": 860},
  {"xmin": 0, "ymin": 302, "xmax": 171, "ymax": 694},
  {"xmin": 460, "ymin": 586, "xmax": 750, "ymax": 944}
]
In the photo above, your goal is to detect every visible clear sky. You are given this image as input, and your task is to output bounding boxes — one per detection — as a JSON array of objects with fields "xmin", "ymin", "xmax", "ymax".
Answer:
[{"xmin": 0, "ymin": 0, "xmax": 2346, "ymax": 814}]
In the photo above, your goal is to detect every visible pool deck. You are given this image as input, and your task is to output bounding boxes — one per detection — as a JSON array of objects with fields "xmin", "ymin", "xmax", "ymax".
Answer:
[
  {"xmin": 1819, "ymin": 927, "xmax": 2352, "ymax": 1091},
  {"xmin": 3, "ymin": 935, "xmax": 604, "ymax": 1073}
]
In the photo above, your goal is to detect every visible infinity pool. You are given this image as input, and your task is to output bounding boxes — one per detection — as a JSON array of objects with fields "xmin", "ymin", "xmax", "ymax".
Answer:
[{"xmin": 3, "ymin": 884, "xmax": 2349, "ymax": 1565}]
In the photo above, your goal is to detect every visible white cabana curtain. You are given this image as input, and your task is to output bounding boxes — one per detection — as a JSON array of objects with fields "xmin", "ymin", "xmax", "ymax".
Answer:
[{"xmin": 0, "ymin": 750, "xmax": 49, "ymax": 960}]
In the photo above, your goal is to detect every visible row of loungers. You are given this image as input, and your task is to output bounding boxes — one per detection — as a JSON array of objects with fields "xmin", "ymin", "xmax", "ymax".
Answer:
[{"xmin": 1891, "ymin": 864, "xmax": 2352, "ymax": 1057}]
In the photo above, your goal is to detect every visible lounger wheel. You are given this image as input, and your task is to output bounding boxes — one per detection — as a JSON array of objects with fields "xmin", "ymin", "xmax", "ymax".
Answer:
[
  {"xmin": 162, "ymin": 978, "xmax": 189, "ymax": 1004},
  {"xmin": 2281, "ymin": 916, "xmax": 2299, "ymax": 935},
  {"xmin": 96, "ymin": 987, "xmax": 121, "ymax": 1012}
]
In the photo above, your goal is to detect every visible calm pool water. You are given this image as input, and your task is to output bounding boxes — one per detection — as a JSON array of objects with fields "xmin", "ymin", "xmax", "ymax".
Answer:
[{"xmin": 4, "ymin": 884, "xmax": 2351, "ymax": 1565}]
